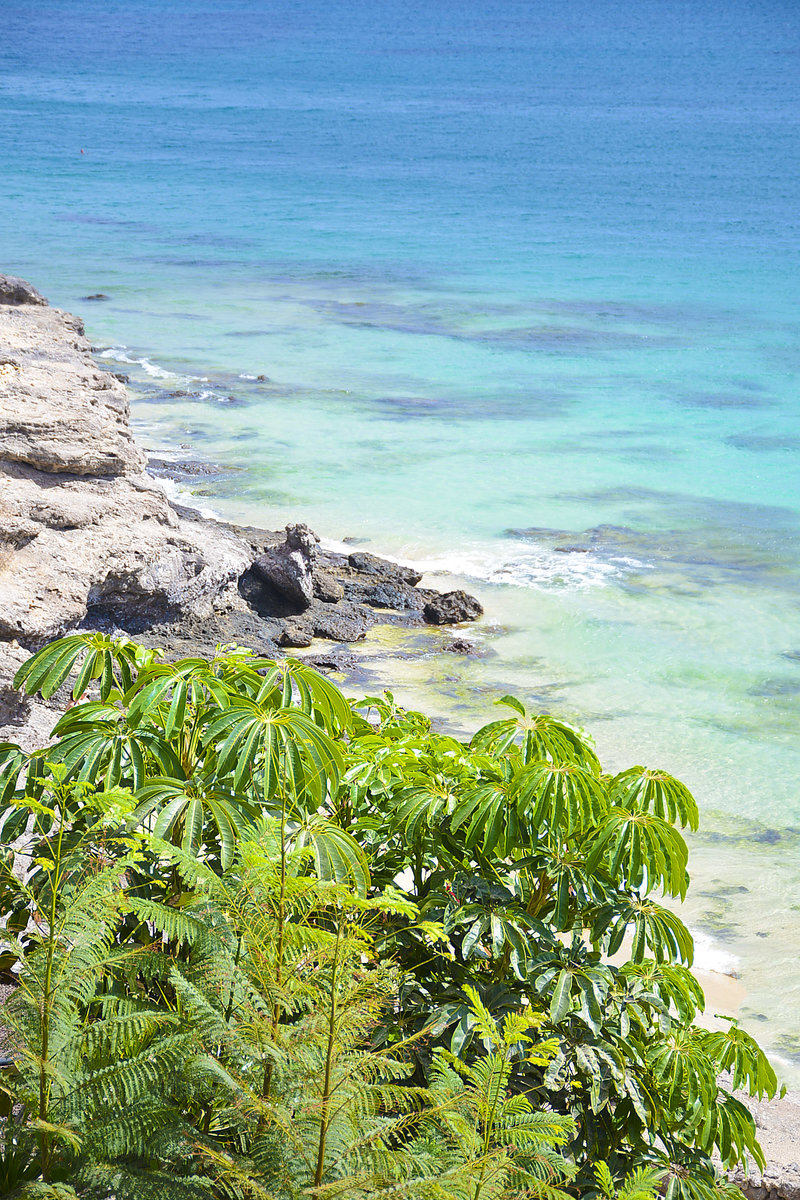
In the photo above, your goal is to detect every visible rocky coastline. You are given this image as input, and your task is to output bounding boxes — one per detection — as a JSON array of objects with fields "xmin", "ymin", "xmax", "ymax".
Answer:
[
  {"xmin": 1, "ymin": 275, "xmax": 799, "ymax": 1195},
  {"xmin": 0, "ymin": 274, "xmax": 481, "ymax": 749}
]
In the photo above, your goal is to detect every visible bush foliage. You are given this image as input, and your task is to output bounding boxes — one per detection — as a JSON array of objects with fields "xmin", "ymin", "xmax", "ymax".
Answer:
[{"xmin": 0, "ymin": 632, "xmax": 778, "ymax": 1199}]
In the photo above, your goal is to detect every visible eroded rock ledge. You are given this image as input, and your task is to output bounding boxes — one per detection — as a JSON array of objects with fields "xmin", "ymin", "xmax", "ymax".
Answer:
[{"xmin": 0, "ymin": 275, "xmax": 483, "ymax": 741}]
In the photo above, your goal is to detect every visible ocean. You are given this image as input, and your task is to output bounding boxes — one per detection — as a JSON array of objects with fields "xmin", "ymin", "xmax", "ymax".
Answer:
[{"xmin": 2, "ymin": 0, "xmax": 800, "ymax": 1077}]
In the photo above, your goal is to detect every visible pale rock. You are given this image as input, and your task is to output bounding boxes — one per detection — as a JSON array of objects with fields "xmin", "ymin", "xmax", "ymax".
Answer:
[
  {"xmin": 0, "ymin": 300, "xmax": 146, "ymax": 476},
  {"xmin": 0, "ymin": 289, "xmax": 255, "ymax": 645}
]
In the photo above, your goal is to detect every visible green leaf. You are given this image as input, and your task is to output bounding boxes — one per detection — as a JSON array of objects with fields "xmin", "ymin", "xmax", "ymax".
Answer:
[{"xmin": 550, "ymin": 968, "xmax": 572, "ymax": 1023}]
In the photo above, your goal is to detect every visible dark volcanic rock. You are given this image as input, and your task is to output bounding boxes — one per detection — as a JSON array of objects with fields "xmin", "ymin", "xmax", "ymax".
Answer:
[
  {"xmin": 279, "ymin": 620, "xmax": 314, "ymax": 648},
  {"xmin": 443, "ymin": 637, "xmax": 478, "ymax": 654},
  {"xmin": 347, "ymin": 551, "xmax": 423, "ymax": 586},
  {"xmin": 360, "ymin": 581, "xmax": 428, "ymax": 611},
  {"xmin": 0, "ymin": 274, "xmax": 48, "ymax": 306},
  {"xmin": 250, "ymin": 523, "xmax": 319, "ymax": 613},
  {"xmin": 148, "ymin": 457, "xmax": 231, "ymax": 483},
  {"xmin": 305, "ymin": 647, "xmax": 359, "ymax": 672},
  {"xmin": 422, "ymin": 590, "xmax": 484, "ymax": 625},
  {"xmin": 309, "ymin": 601, "xmax": 373, "ymax": 642},
  {"xmin": 109, "ymin": 603, "xmax": 283, "ymax": 662},
  {"xmin": 313, "ymin": 570, "xmax": 345, "ymax": 603},
  {"xmin": 83, "ymin": 293, "xmax": 110, "ymax": 301}
]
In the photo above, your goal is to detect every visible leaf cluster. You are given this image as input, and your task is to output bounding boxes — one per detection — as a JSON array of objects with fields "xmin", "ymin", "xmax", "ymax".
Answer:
[{"xmin": 0, "ymin": 634, "xmax": 779, "ymax": 1199}]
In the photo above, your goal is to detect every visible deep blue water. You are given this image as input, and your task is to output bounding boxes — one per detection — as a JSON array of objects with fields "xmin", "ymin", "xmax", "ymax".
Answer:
[{"xmin": 2, "ymin": 0, "xmax": 800, "ymax": 1073}]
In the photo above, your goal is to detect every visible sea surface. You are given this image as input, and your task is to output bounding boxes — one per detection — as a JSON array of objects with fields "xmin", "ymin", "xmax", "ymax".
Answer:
[{"xmin": 2, "ymin": 0, "xmax": 800, "ymax": 1077}]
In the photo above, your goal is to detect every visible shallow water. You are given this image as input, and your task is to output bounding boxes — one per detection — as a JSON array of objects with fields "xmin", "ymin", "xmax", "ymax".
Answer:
[{"xmin": 2, "ymin": 0, "xmax": 800, "ymax": 1079}]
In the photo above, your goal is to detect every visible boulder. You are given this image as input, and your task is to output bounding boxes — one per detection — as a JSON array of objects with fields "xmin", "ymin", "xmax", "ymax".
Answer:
[
  {"xmin": 309, "ymin": 601, "xmax": 373, "ymax": 642},
  {"xmin": 279, "ymin": 620, "xmax": 314, "ymax": 648},
  {"xmin": 0, "ymin": 274, "xmax": 47, "ymax": 306},
  {"xmin": 347, "ymin": 550, "xmax": 422, "ymax": 586},
  {"xmin": 422, "ymin": 590, "xmax": 484, "ymax": 625},
  {"xmin": 313, "ymin": 569, "xmax": 345, "ymax": 604},
  {"xmin": 251, "ymin": 523, "xmax": 318, "ymax": 613},
  {"xmin": 360, "ymin": 580, "xmax": 427, "ymax": 611}
]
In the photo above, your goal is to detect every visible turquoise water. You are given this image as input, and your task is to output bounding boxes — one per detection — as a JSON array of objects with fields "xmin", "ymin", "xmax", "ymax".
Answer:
[{"xmin": 2, "ymin": 0, "xmax": 800, "ymax": 1074}]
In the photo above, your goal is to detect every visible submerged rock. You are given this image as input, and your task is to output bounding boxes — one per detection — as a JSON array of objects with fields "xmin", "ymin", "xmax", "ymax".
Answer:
[
  {"xmin": 443, "ymin": 637, "xmax": 478, "ymax": 654},
  {"xmin": 304, "ymin": 647, "xmax": 358, "ymax": 672}
]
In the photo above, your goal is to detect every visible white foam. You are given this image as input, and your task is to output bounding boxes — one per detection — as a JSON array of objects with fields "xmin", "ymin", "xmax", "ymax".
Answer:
[
  {"xmin": 411, "ymin": 540, "xmax": 648, "ymax": 592},
  {"xmin": 319, "ymin": 535, "xmax": 651, "ymax": 593},
  {"xmin": 97, "ymin": 345, "xmax": 175, "ymax": 379},
  {"xmin": 691, "ymin": 929, "xmax": 740, "ymax": 977},
  {"xmin": 154, "ymin": 474, "xmax": 224, "ymax": 522},
  {"xmin": 138, "ymin": 357, "xmax": 173, "ymax": 379}
]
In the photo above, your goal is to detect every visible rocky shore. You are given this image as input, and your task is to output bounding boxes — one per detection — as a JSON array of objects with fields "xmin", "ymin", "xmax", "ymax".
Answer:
[
  {"xmin": 1, "ymin": 275, "xmax": 799, "ymax": 1195},
  {"xmin": 0, "ymin": 274, "xmax": 481, "ymax": 747}
]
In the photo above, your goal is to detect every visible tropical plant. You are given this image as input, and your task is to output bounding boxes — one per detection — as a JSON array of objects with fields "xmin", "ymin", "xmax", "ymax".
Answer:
[
  {"xmin": 0, "ymin": 632, "xmax": 780, "ymax": 1199},
  {"xmin": 408, "ymin": 983, "xmax": 575, "ymax": 1200}
]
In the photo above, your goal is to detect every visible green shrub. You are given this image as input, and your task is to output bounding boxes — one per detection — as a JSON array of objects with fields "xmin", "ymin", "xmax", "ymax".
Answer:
[{"xmin": 0, "ymin": 632, "xmax": 778, "ymax": 1198}]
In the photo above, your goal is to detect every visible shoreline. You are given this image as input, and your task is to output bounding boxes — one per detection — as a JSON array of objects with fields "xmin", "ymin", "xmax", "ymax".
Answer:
[
  {"xmin": 132, "ymin": 424, "xmax": 780, "ymax": 1046},
  {"xmin": 85, "ymin": 310, "xmax": 795, "ymax": 1046},
  {"xmin": 2, "ymin": 275, "xmax": 800, "ymax": 1191},
  {"xmin": 0, "ymin": 273, "xmax": 484, "ymax": 668}
]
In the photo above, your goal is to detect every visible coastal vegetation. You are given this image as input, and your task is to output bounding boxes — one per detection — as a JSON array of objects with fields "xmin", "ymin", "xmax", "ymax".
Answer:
[{"xmin": 0, "ymin": 633, "xmax": 778, "ymax": 1199}]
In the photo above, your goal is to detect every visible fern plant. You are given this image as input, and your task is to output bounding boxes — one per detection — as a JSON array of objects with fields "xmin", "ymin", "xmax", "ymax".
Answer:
[{"xmin": 403, "ymin": 984, "xmax": 575, "ymax": 1200}]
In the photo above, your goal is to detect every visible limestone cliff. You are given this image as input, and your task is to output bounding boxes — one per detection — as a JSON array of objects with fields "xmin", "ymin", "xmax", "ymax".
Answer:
[{"xmin": 0, "ymin": 291, "xmax": 252, "ymax": 645}]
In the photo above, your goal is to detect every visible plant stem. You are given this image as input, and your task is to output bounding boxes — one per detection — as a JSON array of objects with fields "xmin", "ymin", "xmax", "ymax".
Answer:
[
  {"xmin": 262, "ymin": 785, "xmax": 288, "ymax": 1108},
  {"xmin": 39, "ymin": 800, "xmax": 66, "ymax": 1182},
  {"xmin": 473, "ymin": 1052, "xmax": 504, "ymax": 1200},
  {"xmin": 224, "ymin": 934, "xmax": 243, "ymax": 1024},
  {"xmin": 313, "ymin": 911, "xmax": 343, "ymax": 1192}
]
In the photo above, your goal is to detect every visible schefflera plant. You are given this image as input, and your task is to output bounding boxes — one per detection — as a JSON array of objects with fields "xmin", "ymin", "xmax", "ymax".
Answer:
[
  {"xmin": 4, "ymin": 632, "xmax": 781, "ymax": 1200},
  {"xmin": 338, "ymin": 692, "xmax": 780, "ymax": 1199}
]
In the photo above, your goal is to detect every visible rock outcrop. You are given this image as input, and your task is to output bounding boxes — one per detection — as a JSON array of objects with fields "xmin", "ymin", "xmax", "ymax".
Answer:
[
  {"xmin": 422, "ymin": 589, "xmax": 484, "ymax": 625},
  {"xmin": 0, "ymin": 274, "xmax": 483, "ymax": 687},
  {"xmin": 0, "ymin": 275, "xmax": 47, "ymax": 306},
  {"xmin": 0, "ymin": 289, "xmax": 251, "ymax": 645},
  {"xmin": 725, "ymin": 1089, "xmax": 800, "ymax": 1200},
  {"xmin": 250, "ymin": 523, "xmax": 318, "ymax": 613}
]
